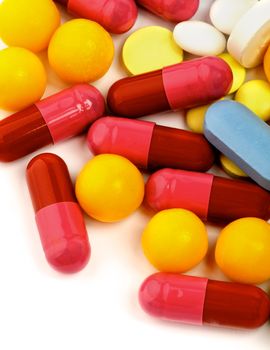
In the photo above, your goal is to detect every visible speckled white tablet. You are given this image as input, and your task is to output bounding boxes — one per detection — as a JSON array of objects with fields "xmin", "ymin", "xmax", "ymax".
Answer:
[
  {"xmin": 173, "ymin": 21, "xmax": 226, "ymax": 56},
  {"xmin": 227, "ymin": 0, "xmax": 270, "ymax": 68},
  {"xmin": 210, "ymin": 0, "xmax": 257, "ymax": 35}
]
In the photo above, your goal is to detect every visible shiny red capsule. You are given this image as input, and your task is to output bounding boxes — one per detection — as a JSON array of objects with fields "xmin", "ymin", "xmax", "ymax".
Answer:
[
  {"xmin": 26, "ymin": 153, "xmax": 90, "ymax": 273},
  {"xmin": 88, "ymin": 116, "xmax": 215, "ymax": 172},
  {"xmin": 139, "ymin": 273, "xmax": 270, "ymax": 329},
  {"xmin": 55, "ymin": 0, "xmax": 138, "ymax": 34},
  {"xmin": 146, "ymin": 168, "xmax": 270, "ymax": 223},
  {"xmin": 137, "ymin": 0, "xmax": 199, "ymax": 22},
  {"xmin": 0, "ymin": 84, "xmax": 105, "ymax": 162},
  {"xmin": 107, "ymin": 57, "xmax": 232, "ymax": 117}
]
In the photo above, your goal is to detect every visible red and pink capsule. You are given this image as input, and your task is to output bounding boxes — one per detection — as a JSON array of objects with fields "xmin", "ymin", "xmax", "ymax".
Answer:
[
  {"xmin": 108, "ymin": 57, "xmax": 232, "ymax": 117},
  {"xmin": 88, "ymin": 116, "xmax": 215, "ymax": 172},
  {"xmin": 136, "ymin": 0, "xmax": 200, "ymax": 22},
  {"xmin": 0, "ymin": 84, "xmax": 105, "ymax": 162},
  {"xmin": 26, "ymin": 153, "xmax": 90, "ymax": 273},
  {"xmin": 146, "ymin": 168, "xmax": 270, "ymax": 224},
  {"xmin": 55, "ymin": 0, "xmax": 138, "ymax": 34},
  {"xmin": 139, "ymin": 273, "xmax": 270, "ymax": 329}
]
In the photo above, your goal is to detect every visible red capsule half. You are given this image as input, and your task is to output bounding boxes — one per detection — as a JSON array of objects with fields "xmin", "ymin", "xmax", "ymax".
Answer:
[
  {"xmin": 139, "ymin": 273, "xmax": 270, "ymax": 329},
  {"xmin": 137, "ymin": 0, "xmax": 199, "ymax": 22},
  {"xmin": 88, "ymin": 116, "xmax": 215, "ymax": 171},
  {"xmin": 0, "ymin": 84, "xmax": 105, "ymax": 162},
  {"xmin": 107, "ymin": 57, "xmax": 232, "ymax": 117},
  {"xmin": 55, "ymin": 0, "xmax": 138, "ymax": 34},
  {"xmin": 26, "ymin": 153, "xmax": 90, "ymax": 273},
  {"xmin": 146, "ymin": 168, "xmax": 270, "ymax": 223}
]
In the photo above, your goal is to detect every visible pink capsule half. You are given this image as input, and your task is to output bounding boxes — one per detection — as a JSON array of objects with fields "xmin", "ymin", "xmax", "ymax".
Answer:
[
  {"xmin": 55, "ymin": 0, "xmax": 138, "ymax": 34},
  {"xmin": 27, "ymin": 153, "xmax": 91, "ymax": 273},
  {"xmin": 139, "ymin": 273, "xmax": 270, "ymax": 329},
  {"xmin": 0, "ymin": 84, "xmax": 105, "ymax": 162},
  {"xmin": 145, "ymin": 168, "xmax": 270, "ymax": 223},
  {"xmin": 87, "ymin": 116, "xmax": 215, "ymax": 171},
  {"xmin": 137, "ymin": 0, "xmax": 200, "ymax": 22}
]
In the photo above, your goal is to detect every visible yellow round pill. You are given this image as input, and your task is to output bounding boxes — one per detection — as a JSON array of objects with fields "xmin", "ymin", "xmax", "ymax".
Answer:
[
  {"xmin": 235, "ymin": 80, "xmax": 270, "ymax": 121},
  {"xmin": 215, "ymin": 218, "xmax": 270, "ymax": 284},
  {"xmin": 48, "ymin": 19, "xmax": 114, "ymax": 83},
  {"xmin": 122, "ymin": 26, "xmax": 183, "ymax": 75},
  {"xmin": 219, "ymin": 53, "xmax": 246, "ymax": 94},
  {"xmin": 0, "ymin": 0, "xmax": 60, "ymax": 53},
  {"xmin": 75, "ymin": 154, "xmax": 144, "ymax": 223},
  {"xmin": 220, "ymin": 154, "xmax": 248, "ymax": 178},
  {"xmin": 186, "ymin": 104, "xmax": 210, "ymax": 134},
  {"xmin": 142, "ymin": 209, "xmax": 208, "ymax": 273},
  {"xmin": 0, "ymin": 47, "xmax": 47, "ymax": 111}
]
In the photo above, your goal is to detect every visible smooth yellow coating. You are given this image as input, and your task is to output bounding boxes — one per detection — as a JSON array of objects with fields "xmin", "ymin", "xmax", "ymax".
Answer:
[
  {"xmin": 48, "ymin": 19, "xmax": 114, "ymax": 83},
  {"xmin": 122, "ymin": 26, "xmax": 183, "ymax": 75},
  {"xmin": 0, "ymin": 0, "xmax": 60, "ymax": 52},
  {"xmin": 142, "ymin": 209, "xmax": 208, "ymax": 273},
  {"xmin": 218, "ymin": 53, "xmax": 246, "ymax": 94},
  {"xmin": 186, "ymin": 104, "xmax": 210, "ymax": 134},
  {"xmin": 0, "ymin": 47, "xmax": 47, "ymax": 111},
  {"xmin": 75, "ymin": 154, "xmax": 144, "ymax": 223},
  {"xmin": 215, "ymin": 218, "xmax": 270, "ymax": 284},
  {"xmin": 220, "ymin": 154, "xmax": 248, "ymax": 178},
  {"xmin": 235, "ymin": 80, "xmax": 270, "ymax": 121}
]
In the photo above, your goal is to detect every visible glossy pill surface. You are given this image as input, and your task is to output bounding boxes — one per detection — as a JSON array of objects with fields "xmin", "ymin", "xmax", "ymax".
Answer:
[
  {"xmin": 142, "ymin": 209, "xmax": 208, "ymax": 273},
  {"xmin": 186, "ymin": 104, "xmax": 210, "ymax": 134},
  {"xmin": 264, "ymin": 44, "xmax": 270, "ymax": 83},
  {"xmin": 75, "ymin": 154, "xmax": 144, "ymax": 222},
  {"xmin": 26, "ymin": 153, "xmax": 90, "ymax": 273},
  {"xmin": 55, "ymin": 0, "xmax": 137, "ymax": 34},
  {"xmin": 216, "ymin": 218, "xmax": 270, "ymax": 284},
  {"xmin": 210, "ymin": 0, "xmax": 257, "ymax": 35},
  {"xmin": 173, "ymin": 21, "xmax": 226, "ymax": 56},
  {"xmin": 186, "ymin": 53, "xmax": 243, "ymax": 134},
  {"xmin": 88, "ymin": 117, "xmax": 215, "ymax": 171},
  {"xmin": 0, "ymin": 84, "xmax": 105, "ymax": 162},
  {"xmin": 139, "ymin": 273, "xmax": 270, "ymax": 328},
  {"xmin": 108, "ymin": 57, "xmax": 232, "ymax": 118},
  {"xmin": 220, "ymin": 154, "xmax": 248, "ymax": 178},
  {"xmin": 235, "ymin": 80, "xmax": 270, "ymax": 121},
  {"xmin": 122, "ymin": 26, "xmax": 183, "ymax": 75},
  {"xmin": 136, "ymin": 0, "xmax": 199, "ymax": 22},
  {"xmin": 145, "ymin": 168, "xmax": 270, "ymax": 223},
  {"xmin": 218, "ymin": 53, "xmax": 246, "ymax": 94},
  {"xmin": 227, "ymin": 0, "xmax": 270, "ymax": 68},
  {"xmin": 204, "ymin": 100, "xmax": 270, "ymax": 190},
  {"xmin": 0, "ymin": 47, "xmax": 47, "ymax": 111},
  {"xmin": 0, "ymin": 0, "xmax": 60, "ymax": 52},
  {"xmin": 48, "ymin": 19, "xmax": 114, "ymax": 83}
]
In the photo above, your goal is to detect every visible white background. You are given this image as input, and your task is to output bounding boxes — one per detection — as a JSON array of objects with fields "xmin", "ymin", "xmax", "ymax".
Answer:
[{"xmin": 0, "ymin": 1, "xmax": 269, "ymax": 349}]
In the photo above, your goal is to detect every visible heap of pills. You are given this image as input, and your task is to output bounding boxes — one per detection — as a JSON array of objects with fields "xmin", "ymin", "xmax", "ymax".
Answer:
[{"xmin": 1, "ymin": 0, "xmax": 270, "ymax": 334}]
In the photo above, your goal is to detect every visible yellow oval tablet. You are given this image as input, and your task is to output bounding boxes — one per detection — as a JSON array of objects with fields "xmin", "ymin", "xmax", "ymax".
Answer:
[
  {"xmin": 235, "ymin": 80, "xmax": 270, "ymax": 121},
  {"xmin": 218, "ymin": 53, "xmax": 246, "ymax": 94},
  {"xmin": 122, "ymin": 26, "xmax": 183, "ymax": 75},
  {"xmin": 220, "ymin": 154, "xmax": 248, "ymax": 178},
  {"xmin": 186, "ymin": 104, "xmax": 210, "ymax": 134}
]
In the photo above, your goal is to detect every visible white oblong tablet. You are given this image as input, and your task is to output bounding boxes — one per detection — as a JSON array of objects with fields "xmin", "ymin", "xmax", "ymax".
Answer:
[
  {"xmin": 227, "ymin": 0, "xmax": 270, "ymax": 68},
  {"xmin": 210, "ymin": 0, "xmax": 257, "ymax": 35},
  {"xmin": 173, "ymin": 21, "xmax": 226, "ymax": 56}
]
